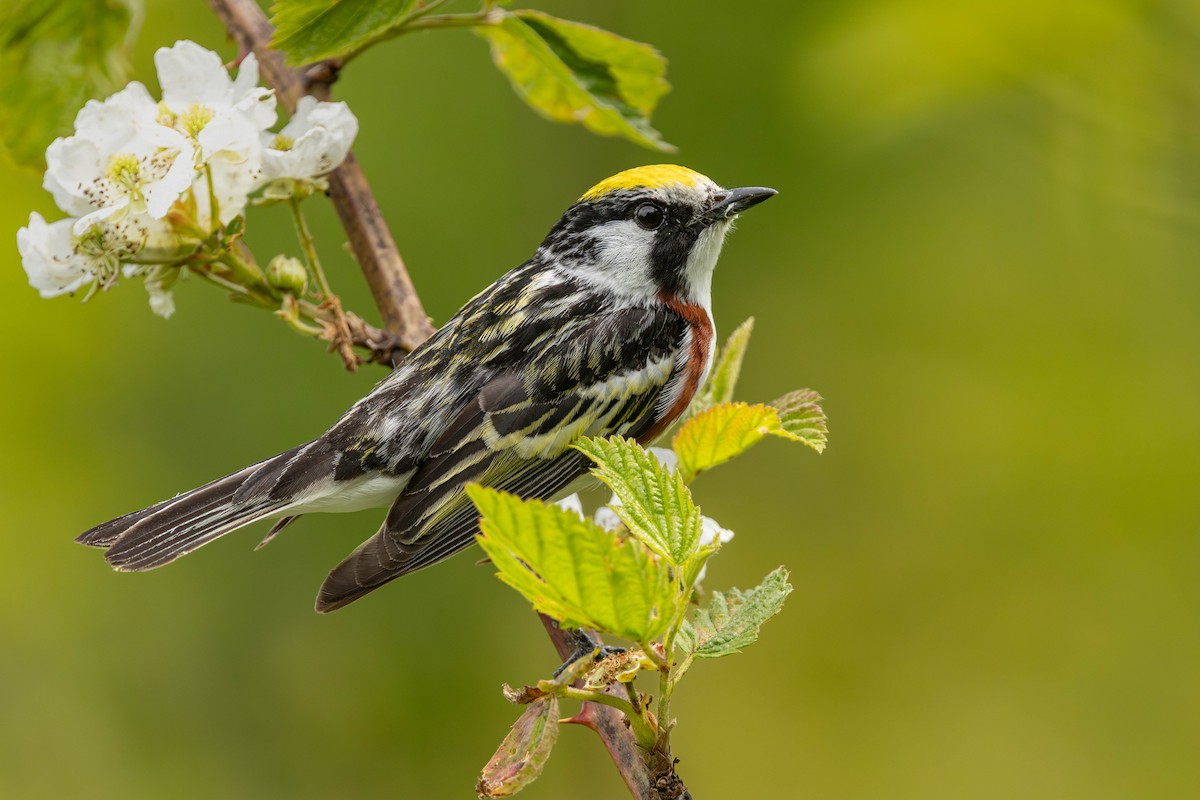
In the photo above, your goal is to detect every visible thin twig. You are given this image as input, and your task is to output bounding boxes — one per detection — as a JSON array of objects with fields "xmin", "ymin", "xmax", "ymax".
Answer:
[
  {"xmin": 289, "ymin": 198, "xmax": 356, "ymax": 367},
  {"xmin": 207, "ymin": 0, "xmax": 435, "ymax": 352}
]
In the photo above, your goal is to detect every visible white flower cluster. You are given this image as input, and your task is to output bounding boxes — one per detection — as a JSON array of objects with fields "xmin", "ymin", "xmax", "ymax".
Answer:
[
  {"xmin": 557, "ymin": 447, "xmax": 734, "ymax": 586},
  {"xmin": 16, "ymin": 40, "xmax": 358, "ymax": 317}
]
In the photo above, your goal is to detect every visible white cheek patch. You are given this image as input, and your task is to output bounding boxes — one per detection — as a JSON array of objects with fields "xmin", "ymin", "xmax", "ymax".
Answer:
[{"xmin": 567, "ymin": 219, "xmax": 660, "ymax": 300}]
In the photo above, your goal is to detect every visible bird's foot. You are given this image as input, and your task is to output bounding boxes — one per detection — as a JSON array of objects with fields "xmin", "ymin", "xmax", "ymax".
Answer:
[{"xmin": 553, "ymin": 628, "xmax": 626, "ymax": 678}]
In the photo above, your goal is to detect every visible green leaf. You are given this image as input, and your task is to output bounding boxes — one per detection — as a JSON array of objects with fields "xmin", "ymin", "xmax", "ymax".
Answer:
[
  {"xmin": 673, "ymin": 402, "xmax": 780, "ymax": 481},
  {"xmin": 573, "ymin": 436, "xmax": 703, "ymax": 567},
  {"xmin": 692, "ymin": 317, "xmax": 755, "ymax": 414},
  {"xmin": 673, "ymin": 392, "xmax": 828, "ymax": 479},
  {"xmin": 478, "ymin": 10, "xmax": 673, "ymax": 151},
  {"xmin": 270, "ymin": 0, "xmax": 418, "ymax": 65},
  {"xmin": 0, "ymin": 0, "xmax": 139, "ymax": 168},
  {"xmin": 469, "ymin": 485, "xmax": 676, "ymax": 642},
  {"xmin": 770, "ymin": 389, "xmax": 828, "ymax": 454},
  {"xmin": 477, "ymin": 695, "xmax": 559, "ymax": 798},
  {"xmin": 684, "ymin": 567, "xmax": 793, "ymax": 659}
]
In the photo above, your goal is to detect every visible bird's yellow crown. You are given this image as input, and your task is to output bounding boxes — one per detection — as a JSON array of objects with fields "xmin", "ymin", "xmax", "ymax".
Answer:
[{"xmin": 581, "ymin": 165, "xmax": 710, "ymax": 200}]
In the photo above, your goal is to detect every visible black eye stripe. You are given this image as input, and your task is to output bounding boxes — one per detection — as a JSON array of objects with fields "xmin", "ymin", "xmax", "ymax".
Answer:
[{"xmin": 538, "ymin": 193, "xmax": 705, "ymax": 297}]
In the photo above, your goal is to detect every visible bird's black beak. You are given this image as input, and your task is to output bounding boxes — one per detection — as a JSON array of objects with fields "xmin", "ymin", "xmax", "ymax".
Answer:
[{"xmin": 705, "ymin": 186, "xmax": 778, "ymax": 221}]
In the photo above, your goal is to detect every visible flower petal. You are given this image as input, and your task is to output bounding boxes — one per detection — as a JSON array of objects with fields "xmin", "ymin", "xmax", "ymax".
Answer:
[
  {"xmin": 43, "ymin": 137, "xmax": 103, "ymax": 217},
  {"xmin": 699, "ymin": 516, "xmax": 734, "ymax": 547},
  {"xmin": 554, "ymin": 494, "xmax": 584, "ymax": 518},
  {"xmin": 594, "ymin": 503, "xmax": 623, "ymax": 532},
  {"xmin": 647, "ymin": 447, "xmax": 679, "ymax": 470},
  {"xmin": 17, "ymin": 213, "xmax": 93, "ymax": 298},
  {"xmin": 262, "ymin": 97, "xmax": 357, "ymax": 182},
  {"xmin": 156, "ymin": 41, "xmax": 234, "ymax": 109},
  {"xmin": 143, "ymin": 149, "xmax": 197, "ymax": 219}
]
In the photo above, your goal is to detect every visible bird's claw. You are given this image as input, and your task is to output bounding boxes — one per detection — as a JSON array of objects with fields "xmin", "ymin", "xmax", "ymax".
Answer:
[{"xmin": 552, "ymin": 628, "xmax": 626, "ymax": 677}]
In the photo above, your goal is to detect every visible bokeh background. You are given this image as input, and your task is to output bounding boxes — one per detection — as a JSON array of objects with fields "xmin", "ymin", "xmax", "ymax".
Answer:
[{"xmin": 3, "ymin": 1, "xmax": 1200, "ymax": 797}]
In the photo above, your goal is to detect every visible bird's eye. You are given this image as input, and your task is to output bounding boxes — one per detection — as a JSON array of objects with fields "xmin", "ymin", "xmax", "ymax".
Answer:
[{"xmin": 634, "ymin": 203, "xmax": 664, "ymax": 231}]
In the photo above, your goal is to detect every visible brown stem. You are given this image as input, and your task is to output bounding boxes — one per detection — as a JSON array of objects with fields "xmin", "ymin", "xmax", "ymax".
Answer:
[
  {"xmin": 325, "ymin": 157, "xmax": 433, "ymax": 350},
  {"xmin": 304, "ymin": 304, "xmax": 411, "ymax": 368},
  {"xmin": 207, "ymin": 0, "xmax": 435, "ymax": 352},
  {"xmin": 339, "ymin": 311, "xmax": 411, "ymax": 367},
  {"xmin": 540, "ymin": 616, "xmax": 691, "ymax": 799}
]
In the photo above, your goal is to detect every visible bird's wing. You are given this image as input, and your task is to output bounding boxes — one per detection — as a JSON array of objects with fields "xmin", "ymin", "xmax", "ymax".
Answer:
[{"xmin": 315, "ymin": 303, "xmax": 688, "ymax": 611}]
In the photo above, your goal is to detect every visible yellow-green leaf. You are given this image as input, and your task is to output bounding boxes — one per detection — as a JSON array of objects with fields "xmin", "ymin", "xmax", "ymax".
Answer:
[
  {"xmin": 469, "ymin": 485, "xmax": 676, "ymax": 642},
  {"xmin": 270, "ymin": 0, "xmax": 418, "ymax": 65},
  {"xmin": 770, "ymin": 389, "xmax": 828, "ymax": 453},
  {"xmin": 477, "ymin": 695, "xmax": 559, "ymax": 797},
  {"xmin": 573, "ymin": 436, "xmax": 703, "ymax": 567},
  {"xmin": 674, "ymin": 394, "xmax": 828, "ymax": 479},
  {"xmin": 0, "ymin": 0, "xmax": 138, "ymax": 168},
  {"xmin": 478, "ymin": 11, "xmax": 673, "ymax": 151},
  {"xmin": 673, "ymin": 402, "xmax": 781, "ymax": 481}
]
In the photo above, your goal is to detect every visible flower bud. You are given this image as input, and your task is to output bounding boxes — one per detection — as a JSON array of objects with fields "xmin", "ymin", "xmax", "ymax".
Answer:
[{"xmin": 267, "ymin": 255, "xmax": 308, "ymax": 295}]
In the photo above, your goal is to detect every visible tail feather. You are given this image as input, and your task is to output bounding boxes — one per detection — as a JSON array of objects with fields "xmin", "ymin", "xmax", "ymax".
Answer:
[
  {"xmin": 255, "ymin": 515, "xmax": 300, "ymax": 551},
  {"xmin": 78, "ymin": 447, "xmax": 315, "ymax": 572},
  {"xmin": 106, "ymin": 500, "xmax": 284, "ymax": 572},
  {"xmin": 77, "ymin": 498, "xmax": 176, "ymax": 548},
  {"xmin": 315, "ymin": 527, "xmax": 478, "ymax": 613}
]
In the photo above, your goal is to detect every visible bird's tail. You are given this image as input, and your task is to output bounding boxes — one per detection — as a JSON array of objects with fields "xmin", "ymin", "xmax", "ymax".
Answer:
[{"xmin": 77, "ymin": 444, "xmax": 313, "ymax": 572}]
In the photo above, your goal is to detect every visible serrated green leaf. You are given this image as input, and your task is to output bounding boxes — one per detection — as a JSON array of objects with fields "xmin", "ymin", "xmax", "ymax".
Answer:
[
  {"xmin": 478, "ymin": 11, "xmax": 673, "ymax": 151},
  {"xmin": 770, "ymin": 389, "xmax": 828, "ymax": 454},
  {"xmin": 692, "ymin": 317, "xmax": 754, "ymax": 414},
  {"xmin": 675, "ymin": 617, "xmax": 698, "ymax": 655},
  {"xmin": 674, "ymin": 392, "xmax": 828, "ymax": 478},
  {"xmin": 673, "ymin": 402, "xmax": 781, "ymax": 481},
  {"xmin": 469, "ymin": 485, "xmax": 676, "ymax": 642},
  {"xmin": 573, "ymin": 436, "xmax": 703, "ymax": 567},
  {"xmin": 270, "ymin": 0, "xmax": 418, "ymax": 65},
  {"xmin": 0, "ymin": 0, "xmax": 139, "ymax": 168},
  {"xmin": 477, "ymin": 695, "xmax": 559, "ymax": 798},
  {"xmin": 686, "ymin": 567, "xmax": 792, "ymax": 659}
]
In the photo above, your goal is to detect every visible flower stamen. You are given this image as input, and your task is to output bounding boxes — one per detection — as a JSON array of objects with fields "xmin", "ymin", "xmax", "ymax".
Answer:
[{"xmin": 178, "ymin": 103, "xmax": 215, "ymax": 138}]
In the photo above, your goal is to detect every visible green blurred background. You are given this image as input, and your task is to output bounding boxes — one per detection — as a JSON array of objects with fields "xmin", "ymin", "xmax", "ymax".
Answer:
[{"xmin": 3, "ymin": 1, "xmax": 1200, "ymax": 797}]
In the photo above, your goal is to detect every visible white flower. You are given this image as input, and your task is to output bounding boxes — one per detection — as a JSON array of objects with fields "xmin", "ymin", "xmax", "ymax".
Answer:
[
  {"xmin": 146, "ymin": 279, "xmax": 176, "ymax": 319},
  {"xmin": 155, "ymin": 41, "xmax": 275, "ymax": 131},
  {"xmin": 17, "ymin": 213, "xmax": 145, "ymax": 299},
  {"xmin": 594, "ymin": 502, "xmax": 623, "ymax": 532},
  {"xmin": 261, "ymin": 96, "xmax": 358, "ymax": 187},
  {"xmin": 42, "ymin": 83, "xmax": 195, "ymax": 235},
  {"xmin": 154, "ymin": 41, "xmax": 277, "ymax": 226},
  {"xmin": 694, "ymin": 516, "xmax": 735, "ymax": 586},
  {"xmin": 17, "ymin": 213, "xmax": 95, "ymax": 298},
  {"xmin": 700, "ymin": 516, "xmax": 734, "ymax": 548},
  {"xmin": 555, "ymin": 493, "xmax": 585, "ymax": 517},
  {"xmin": 646, "ymin": 447, "xmax": 678, "ymax": 470}
]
